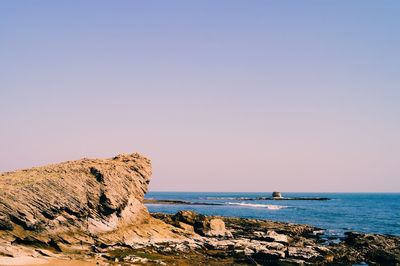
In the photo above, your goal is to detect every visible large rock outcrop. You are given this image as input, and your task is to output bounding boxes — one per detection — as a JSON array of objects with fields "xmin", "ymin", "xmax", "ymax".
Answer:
[{"xmin": 0, "ymin": 153, "xmax": 182, "ymax": 249}]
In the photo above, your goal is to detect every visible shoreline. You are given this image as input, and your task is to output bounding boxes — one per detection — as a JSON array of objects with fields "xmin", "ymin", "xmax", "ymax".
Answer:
[{"xmin": 2, "ymin": 211, "xmax": 398, "ymax": 265}]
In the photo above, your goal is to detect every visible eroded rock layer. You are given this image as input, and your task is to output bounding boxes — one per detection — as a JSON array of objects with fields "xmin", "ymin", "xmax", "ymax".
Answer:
[{"xmin": 0, "ymin": 153, "xmax": 181, "ymax": 246}]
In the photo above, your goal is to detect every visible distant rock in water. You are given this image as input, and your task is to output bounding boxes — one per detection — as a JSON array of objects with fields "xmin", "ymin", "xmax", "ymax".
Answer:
[
  {"xmin": 272, "ymin": 191, "xmax": 282, "ymax": 198},
  {"xmin": 0, "ymin": 153, "xmax": 182, "ymax": 248}
]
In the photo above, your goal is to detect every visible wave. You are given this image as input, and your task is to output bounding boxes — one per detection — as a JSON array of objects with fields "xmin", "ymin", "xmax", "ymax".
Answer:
[{"xmin": 226, "ymin": 202, "xmax": 287, "ymax": 210}]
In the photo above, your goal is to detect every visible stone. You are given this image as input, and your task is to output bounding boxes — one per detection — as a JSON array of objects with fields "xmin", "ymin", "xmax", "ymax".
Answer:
[
  {"xmin": 264, "ymin": 230, "xmax": 289, "ymax": 244},
  {"xmin": 244, "ymin": 247, "xmax": 254, "ymax": 255},
  {"xmin": 172, "ymin": 211, "xmax": 203, "ymax": 226},
  {"xmin": 177, "ymin": 222, "xmax": 194, "ymax": 232},
  {"xmin": 204, "ymin": 239, "xmax": 235, "ymax": 250},
  {"xmin": 35, "ymin": 249, "xmax": 57, "ymax": 257},
  {"xmin": 264, "ymin": 242, "xmax": 285, "ymax": 250},
  {"xmin": 288, "ymin": 247, "xmax": 321, "ymax": 260},
  {"xmin": 253, "ymin": 249, "xmax": 286, "ymax": 264},
  {"xmin": 170, "ymin": 211, "xmax": 232, "ymax": 237},
  {"xmin": 202, "ymin": 218, "xmax": 233, "ymax": 238},
  {"xmin": 280, "ymin": 258, "xmax": 306, "ymax": 265}
]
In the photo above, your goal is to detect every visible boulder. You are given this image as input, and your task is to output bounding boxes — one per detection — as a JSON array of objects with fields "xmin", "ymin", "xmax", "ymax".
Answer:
[
  {"xmin": 172, "ymin": 210, "xmax": 204, "ymax": 226},
  {"xmin": 202, "ymin": 218, "xmax": 233, "ymax": 237},
  {"xmin": 171, "ymin": 211, "xmax": 232, "ymax": 238}
]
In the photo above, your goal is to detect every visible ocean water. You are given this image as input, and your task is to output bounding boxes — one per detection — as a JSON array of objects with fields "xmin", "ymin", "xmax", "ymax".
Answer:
[{"xmin": 145, "ymin": 192, "xmax": 400, "ymax": 237}]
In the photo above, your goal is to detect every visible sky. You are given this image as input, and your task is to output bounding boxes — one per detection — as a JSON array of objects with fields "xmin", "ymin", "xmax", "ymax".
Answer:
[{"xmin": 0, "ymin": 1, "xmax": 399, "ymax": 192}]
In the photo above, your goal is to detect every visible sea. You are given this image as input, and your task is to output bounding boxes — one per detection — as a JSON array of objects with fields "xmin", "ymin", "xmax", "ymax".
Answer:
[{"xmin": 145, "ymin": 192, "xmax": 400, "ymax": 238}]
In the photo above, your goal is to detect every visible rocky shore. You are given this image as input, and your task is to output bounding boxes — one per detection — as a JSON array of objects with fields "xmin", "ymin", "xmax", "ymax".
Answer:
[
  {"xmin": 0, "ymin": 154, "xmax": 399, "ymax": 265},
  {"xmin": 147, "ymin": 211, "xmax": 400, "ymax": 265},
  {"xmin": 3, "ymin": 210, "xmax": 398, "ymax": 265}
]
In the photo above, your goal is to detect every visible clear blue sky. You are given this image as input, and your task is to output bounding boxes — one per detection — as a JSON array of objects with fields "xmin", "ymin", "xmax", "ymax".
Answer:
[{"xmin": 1, "ymin": 1, "xmax": 399, "ymax": 192}]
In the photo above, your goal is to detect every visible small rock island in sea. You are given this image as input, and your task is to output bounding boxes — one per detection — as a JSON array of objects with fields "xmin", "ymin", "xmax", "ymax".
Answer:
[
  {"xmin": 0, "ymin": 153, "xmax": 398, "ymax": 265},
  {"xmin": 272, "ymin": 191, "xmax": 282, "ymax": 198}
]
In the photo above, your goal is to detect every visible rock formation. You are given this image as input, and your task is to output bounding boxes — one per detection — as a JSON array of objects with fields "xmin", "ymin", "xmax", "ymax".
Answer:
[
  {"xmin": 0, "ymin": 153, "xmax": 183, "ymax": 253},
  {"xmin": 272, "ymin": 191, "xmax": 282, "ymax": 198},
  {"xmin": 153, "ymin": 212, "xmax": 400, "ymax": 265},
  {"xmin": 169, "ymin": 211, "xmax": 233, "ymax": 237}
]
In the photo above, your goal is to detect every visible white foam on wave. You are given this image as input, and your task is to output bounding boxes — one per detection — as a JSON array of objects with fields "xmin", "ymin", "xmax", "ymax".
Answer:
[{"xmin": 226, "ymin": 202, "xmax": 287, "ymax": 210}]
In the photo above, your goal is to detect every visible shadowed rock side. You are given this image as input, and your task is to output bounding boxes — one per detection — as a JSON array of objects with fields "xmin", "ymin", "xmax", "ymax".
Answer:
[{"xmin": 0, "ymin": 154, "xmax": 184, "ymax": 250}]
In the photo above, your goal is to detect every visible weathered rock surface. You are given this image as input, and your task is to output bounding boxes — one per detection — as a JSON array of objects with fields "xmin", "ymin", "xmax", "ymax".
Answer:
[
  {"xmin": 331, "ymin": 232, "xmax": 400, "ymax": 265},
  {"xmin": 204, "ymin": 218, "xmax": 232, "ymax": 237},
  {"xmin": 157, "ymin": 210, "xmax": 233, "ymax": 237},
  {"xmin": 153, "ymin": 213, "xmax": 400, "ymax": 266},
  {"xmin": 0, "ymin": 153, "xmax": 183, "ymax": 254},
  {"xmin": 258, "ymin": 230, "xmax": 289, "ymax": 244}
]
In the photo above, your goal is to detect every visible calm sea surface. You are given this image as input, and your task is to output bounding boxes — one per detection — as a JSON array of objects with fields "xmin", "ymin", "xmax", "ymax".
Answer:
[{"xmin": 145, "ymin": 192, "xmax": 400, "ymax": 236}]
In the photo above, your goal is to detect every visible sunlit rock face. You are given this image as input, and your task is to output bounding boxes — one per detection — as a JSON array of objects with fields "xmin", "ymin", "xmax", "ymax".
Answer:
[{"xmin": 0, "ymin": 153, "xmax": 182, "ymax": 246}]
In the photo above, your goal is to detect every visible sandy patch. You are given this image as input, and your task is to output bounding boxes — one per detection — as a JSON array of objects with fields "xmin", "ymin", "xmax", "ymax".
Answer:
[
  {"xmin": 0, "ymin": 257, "xmax": 97, "ymax": 266},
  {"xmin": 0, "ymin": 256, "xmax": 48, "ymax": 266}
]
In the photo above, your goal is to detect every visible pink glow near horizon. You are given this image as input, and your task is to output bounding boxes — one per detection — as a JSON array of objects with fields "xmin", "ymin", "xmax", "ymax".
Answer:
[{"xmin": 0, "ymin": 1, "xmax": 399, "ymax": 192}]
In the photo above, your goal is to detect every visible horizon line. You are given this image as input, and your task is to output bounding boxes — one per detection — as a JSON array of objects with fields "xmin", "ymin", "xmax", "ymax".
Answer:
[{"xmin": 147, "ymin": 190, "xmax": 400, "ymax": 194}]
